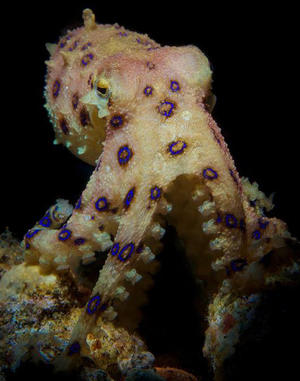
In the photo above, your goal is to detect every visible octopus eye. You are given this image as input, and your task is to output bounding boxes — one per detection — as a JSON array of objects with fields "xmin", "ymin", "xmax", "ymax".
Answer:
[
  {"xmin": 94, "ymin": 78, "xmax": 110, "ymax": 98},
  {"xmin": 97, "ymin": 86, "xmax": 108, "ymax": 96}
]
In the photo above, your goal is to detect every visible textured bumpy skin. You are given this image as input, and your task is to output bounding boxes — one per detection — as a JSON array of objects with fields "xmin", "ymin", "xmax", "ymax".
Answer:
[{"xmin": 23, "ymin": 9, "xmax": 297, "ymax": 378}]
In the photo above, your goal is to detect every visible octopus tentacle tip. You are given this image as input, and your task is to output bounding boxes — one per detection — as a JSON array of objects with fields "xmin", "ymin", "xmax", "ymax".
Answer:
[{"xmin": 2, "ymin": 8, "xmax": 298, "ymax": 381}]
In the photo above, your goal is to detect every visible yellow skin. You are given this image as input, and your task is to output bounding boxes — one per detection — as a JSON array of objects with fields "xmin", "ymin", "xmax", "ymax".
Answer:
[{"xmin": 23, "ymin": 8, "xmax": 296, "ymax": 378}]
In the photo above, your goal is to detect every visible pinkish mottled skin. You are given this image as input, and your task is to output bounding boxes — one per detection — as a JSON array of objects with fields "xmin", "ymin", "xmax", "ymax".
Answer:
[{"xmin": 23, "ymin": 8, "xmax": 297, "ymax": 378}]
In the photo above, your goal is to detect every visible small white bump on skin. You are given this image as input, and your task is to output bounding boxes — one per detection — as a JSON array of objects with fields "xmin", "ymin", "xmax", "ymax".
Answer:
[
  {"xmin": 151, "ymin": 223, "xmax": 166, "ymax": 240},
  {"xmin": 198, "ymin": 200, "xmax": 216, "ymax": 216},
  {"xmin": 77, "ymin": 243, "xmax": 93, "ymax": 254},
  {"xmin": 125, "ymin": 269, "xmax": 142, "ymax": 285},
  {"xmin": 192, "ymin": 186, "xmax": 206, "ymax": 201},
  {"xmin": 65, "ymin": 141, "xmax": 72, "ymax": 148},
  {"xmin": 158, "ymin": 201, "xmax": 173, "ymax": 215},
  {"xmin": 92, "ymin": 232, "xmax": 113, "ymax": 251},
  {"xmin": 102, "ymin": 306, "xmax": 118, "ymax": 321},
  {"xmin": 209, "ymin": 237, "xmax": 223, "ymax": 251},
  {"xmin": 54, "ymin": 255, "xmax": 68, "ymax": 265},
  {"xmin": 77, "ymin": 145, "xmax": 87, "ymax": 155},
  {"xmin": 53, "ymin": 199, "xmax": 74, "ymax": 221},
  {"xmin": 72, "ymin": 122, "xmax": 82, "ymax": 134},
  {"xmin": 140, "ymin": 247, "xmax": 155, "ymax": 264},
  {"xmin": 53, "ymin": 139, "xmax": 59, "ymax": 145},
  {"xmin": 202, "ymin": 219, "xmax": 218, "ymax": 234},
  {"xmin": 56, "ymin": 264, "xmax": 70, "ymax": 271},
  {"xmin": 105, "ymin": 165, "xmax": 111, "ymax": 173},
  {"xmin": 182, "ymin": 110, "xmax": 192, "ymax": 121},
  {"xmin": 39, "ymin": 257, "xmax": 50, "ymax": 266},
  {"xmin": 211, "ymin": 258, "xmax": 226, "ymax": 271},
  {"xmin": 165, "ymin": 203, "xmax": 173, "ymax": 214},
  {"xmin": 81, "ymin": 251, "xmax": 96, "ymax": 265},
  {"xmin": 114, "ymin": 286, "xmax": 130, "ymax": 301}
]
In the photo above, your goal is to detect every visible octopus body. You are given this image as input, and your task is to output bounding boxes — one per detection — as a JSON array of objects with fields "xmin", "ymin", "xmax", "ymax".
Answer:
[{"xmin": 23, "ymin": 9, "xmax": 297, "ymax": 379}]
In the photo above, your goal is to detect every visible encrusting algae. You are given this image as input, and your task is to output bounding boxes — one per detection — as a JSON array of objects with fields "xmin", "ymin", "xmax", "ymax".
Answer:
[{"xmin": 0, "ymin": 9, "xmax": 299, "ymax": 381}]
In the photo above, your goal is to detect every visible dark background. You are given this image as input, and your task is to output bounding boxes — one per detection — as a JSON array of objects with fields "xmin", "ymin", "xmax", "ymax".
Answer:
[{"xmin": 0, "ymin": 2, "xmax": 299, "ymax": 381}]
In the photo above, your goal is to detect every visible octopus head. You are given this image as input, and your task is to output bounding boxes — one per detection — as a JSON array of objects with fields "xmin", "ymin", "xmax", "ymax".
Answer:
[{"xmin": 45, "ymin": 25, "xmax": 213, "ymax": 166}]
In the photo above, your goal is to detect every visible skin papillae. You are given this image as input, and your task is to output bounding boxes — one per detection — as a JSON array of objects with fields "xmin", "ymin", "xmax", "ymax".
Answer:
[{"xmin": 23, "ymin": 8, "xmax": 298, "ymax": 380}]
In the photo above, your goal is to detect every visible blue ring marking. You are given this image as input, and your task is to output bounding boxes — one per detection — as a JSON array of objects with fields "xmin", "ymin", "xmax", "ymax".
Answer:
[
  {"xmin": 252, "ymin": 230, "xmax": 261, "ymax": 240},
  {"xmin": 39, "ymin": 213, "xmax": 52, "ymax": 228},
  {"xmin": 230, "ymin": 258, "xmax": 247, "ymax": 272},
  {"xmin": 229, "ymin": 169, "xmax": 238, "ymax": 184},
  {"xmin": 150, "ymin": 186, "xmax": 161, "ymax": 200},
  {"xmin": 118, "ymin": 243, "xmax": 135, "ymax": 262},
  {"xmin": 203, "ymin": 168, "xmax": 218, "ymax": 180},
  {"xmin": 86, "ymin": 295, "xmax": 101, "ymax": 315},
  {"xmin": 119, "ymin": 31, "xmax": 128, "ymax": 36},
  {"xmin": 51, "ymin": 206, "xmax": 60, "ymax": 221},
  {"xmin": 118, "ymin": 146, "xmax": 133, "ymax": 165},
  {"xmin": 74, "ymin": 196, "xmax": 82, "ymax": 210},
  {"xmin": 81, "ymin": 42, "xmax": 92, "ymax": 50},
  {"xmin": 81, "ymin": 53, "xmax": 94, "ymax": 66},
  {"xmin": 25, "ymin": 242, "xmax": 30, "ymax": 249},
  {"xmin": 225, "ymin": 214, "xmax": 238, "ymax": 228},
  {"xmin": 111, "ymin": 243, "xmax": 120, "ymax": 256},
  {"xmin": 68, "ymin": 40, "xmax": 79, "ymax": 51},
  {"xmin": 59, "ymin": 118, "xmax": 69, "ymax": 135},
  {"xmin": 52, "ymin": 80, "xmax": 61, "ymax": 98},
  {"xmin": 58, "ymin": 229, "xmax": 72, "ymax": 241},
  {"xmin": 80, "ymin": 107, "xmax": 90, "ymax": 126},
  {"xmin": 110, "ymin": 115, "xmax": 123, "ymax": 128},
  {"xmin": 72, "ymin": 93, "xmax": 79, "ymax": 110},
  {"xmin": 74, "ymin": 238, "xmax": 85, "ymax": 245},
  {"xmin": 170, "ymin": 80, "xmax": 180, "ymax": 92},
  {"xmin": 95, "ymin": 197, "xmax": 108, "ymax": 212},
  {"xmin": 259, "ymin": 218, "xmax": 269, "ymax": 229},
  {"xmin": 159, "ymin": 101, "xmax": 175, "ymax": 117},
  {"xmin": 68, "ymin": 341, "xmax": 81, "ymax": 356},
  {"xmin": 169, "ymin": 140, "xmax": 187, "ymax": 155},
  {"xmin": 25, "ymin": 229, "xmax": 41, "ymax": 239},
  {"xmin": 124, "ymin": 188, "xmax": 135, "ymax": 209},
  {"xmin": 59, "ymin": 36, "xmax": 70, "ymax": 48},
  {"xmin": 144, "ymin": 86, "xmax": 153, "ymax": 96}
]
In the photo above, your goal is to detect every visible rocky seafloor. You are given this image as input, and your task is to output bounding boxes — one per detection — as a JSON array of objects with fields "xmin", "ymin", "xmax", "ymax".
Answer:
[{"xmin": 0, "ymin": 228, "xmax": 300, "ymax": 381}]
